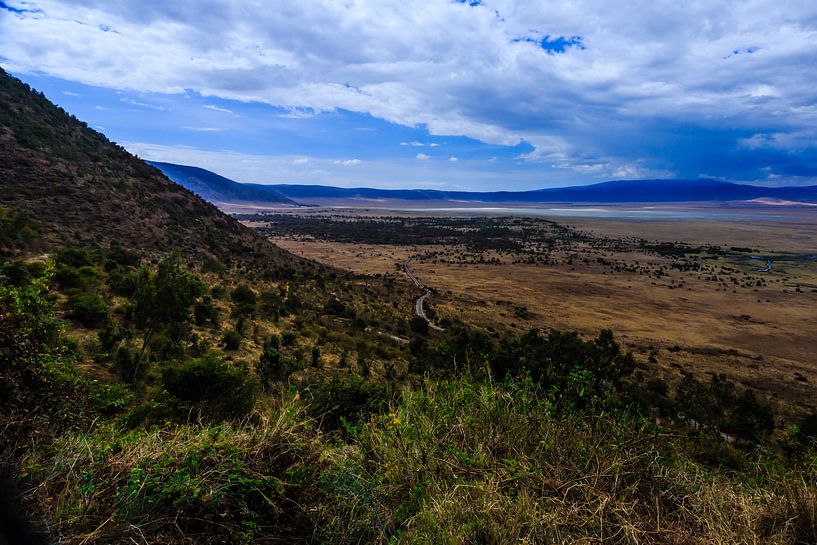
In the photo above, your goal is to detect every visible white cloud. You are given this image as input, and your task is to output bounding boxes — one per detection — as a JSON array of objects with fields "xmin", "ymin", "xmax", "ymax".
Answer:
[
  {"xmin": 416, "ymin": 153, "xmax": 430, "ymax": 160},
  {"xmin": 2, "ymin": 0, "xmax": 817, "ymax": 181},
  {"xmin": 61, "ymin": 90, "xmax": 79, "ymax": 96},
  {"xmin": 292, "ymin": 157, "xmax": 309, "ymax": 164},
  {"xmin": 181, "ymin": 126, "xmax": 224, "ymax": 132},
  {"xmin": 204, "ymin": 103, "xmax": 234, "ymax": 114},
  {"xmin": 448, "ymin": 156, "xmax": 458, "ymax": 162},
  {"xmin": 410, "ymin": 141, "xmax": 425, "ymax": 147},
  {"xmin": 120, "ymin": 97, "xmax": 167, "ymax": 111},
  {"xmin": 428, "ymin": 143, "xmax": 439, "ymax": 147},
  {"xmin": 334, "ymin": 158, "xmax": 362, "ymax": 166}
]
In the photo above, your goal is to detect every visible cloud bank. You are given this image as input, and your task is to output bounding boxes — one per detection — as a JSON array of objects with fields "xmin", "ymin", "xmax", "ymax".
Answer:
[{"xmin": 2, "ymin": 0, "xmax": 817, "ymax": 184}]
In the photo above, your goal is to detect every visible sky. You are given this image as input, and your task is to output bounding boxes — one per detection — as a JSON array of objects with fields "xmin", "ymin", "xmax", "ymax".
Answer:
[{"xmin": 1, "ymin": 0, "xmax": 817, "ymax": 190}]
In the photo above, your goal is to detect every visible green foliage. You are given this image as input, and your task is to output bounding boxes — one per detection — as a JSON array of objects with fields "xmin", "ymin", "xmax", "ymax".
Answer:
[
  {"xmin": 256, "ymin": 335, "xmax": 285, "ymax": 390},
  {"xmin": 66, "ymin": 291, "xmax": 108, "ymax": 327},
  {"xmin": 113, "ymin": 346, "xmax": 142, "ymax": 383},
  {"xmin": 162, "ymin": 354, "xmax": 258, "ymax": 419},
  {"xmin": 0, "ymin": 207, "xmax": 38, "ymax": 253},
  {"xmin": 231, "ymin": 283, "xmax": 257, "ymax": 317},
  {"xmin": 222, "ymin": 328, "xmax": 242, "ymax": 351},
  {"xmin": 304, "ymin": 375, "xmax": 391, "ymax": 433},
  {"xmin": 674, "ymin": 373, "xmax": 775, "ymax": 442},
  {"xmin": 193, "ymin": 295, "xmax": 219, "ymax": 326},
  {"xmin": 97, "ymin": 317, "xmax": 125, "ymax": 354},
  {"xmin": 129, "ymin": 254, "xmax": 204, "ymax": 370},
  {"xmin": 0, "ymin": 264, "xmax": 88, "ymax": 451}
]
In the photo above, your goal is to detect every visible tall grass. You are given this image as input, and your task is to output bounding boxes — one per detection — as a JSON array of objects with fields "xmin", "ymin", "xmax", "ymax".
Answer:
[{"xmin": 15, "ymin": 378, "xmax": 817, "ymax": 544}]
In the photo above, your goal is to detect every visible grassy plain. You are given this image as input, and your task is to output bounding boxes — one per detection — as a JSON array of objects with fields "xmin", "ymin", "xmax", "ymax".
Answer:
[{"xmin": 261, "ymin": 208, "xmax": 817, "ymax": 416}]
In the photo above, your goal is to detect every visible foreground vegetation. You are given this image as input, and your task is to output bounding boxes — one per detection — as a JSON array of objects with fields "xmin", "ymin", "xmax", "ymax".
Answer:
[{"xmin": 3, "ymin": 233, "xmax": 817, "ymax": 544}]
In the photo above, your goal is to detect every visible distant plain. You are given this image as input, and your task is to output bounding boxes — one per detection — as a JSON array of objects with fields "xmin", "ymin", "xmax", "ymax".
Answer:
[{"xmin": 247, "ymin": 203, "xmax": 817, "ymax": 416}]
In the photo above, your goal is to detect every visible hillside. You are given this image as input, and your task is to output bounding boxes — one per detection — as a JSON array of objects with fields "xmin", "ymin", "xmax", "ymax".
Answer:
[
  {"xmin": 0, "ymin": 69, "xmax": 304, "ymax": 272},
  {"xmin": 150, "ymin": 162, "xmax": 817, "ymax": 205},
  {"xmin": 148, "ymin": 161, "xmax": 299, "ymax": 206}
]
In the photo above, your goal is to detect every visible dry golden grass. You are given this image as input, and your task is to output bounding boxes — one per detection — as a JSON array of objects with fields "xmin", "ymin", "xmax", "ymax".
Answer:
[{"xmin": 274, "ymin": 213, "xmax": 817, "ymax": 415}]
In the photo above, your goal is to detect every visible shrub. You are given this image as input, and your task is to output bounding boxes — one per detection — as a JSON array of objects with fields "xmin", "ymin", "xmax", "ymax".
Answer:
[
  {"xmin": 113, "ymin": 346, "xmax": 142, "ymax": 383},
  {"xmin": 193, "ymin": 296, "xmax": 219, "ymax": 326},
  {"xmin": 222, "ymin": 328, "xmax": 241, "ymax": 350},
  {"xmin": 410, "ymin": 315, "xmax": 429, "ymax": 335},
  {"xmin": 66, "ymin": 292, "xmax": 108, "ymax": 327},
  {"xmin": 256, "ymin": 335, "xmax": 292, "ymax": 390},
  {"xmin": 231, "ymin": 284, "xmax": 257, "ymax": 317},
  {"xmin": 162, "ymin": 354, "xmax": 257, "ymax": 419}
]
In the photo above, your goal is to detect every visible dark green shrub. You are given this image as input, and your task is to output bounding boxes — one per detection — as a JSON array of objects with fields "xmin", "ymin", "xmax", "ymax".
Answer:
[
  {"xmin": 66, "ymin": 292, "xmax": 108, "ymax": 327},
  {"xmin": 113, "ymin": 346, "xmax": 142, "ymax": 383},
  {"xmin": 281, "ymin": 331, "xmax": 296, "ymax": 346},
  {"xmin": 303, "ymin": 375, "xmax": 391, "ymax": 433},
  {"xmin": 162, "ymin": 354, "xmax": 257, "ymax": 419},
  {"xmin": 410, "ymin": 315, "xmax": 429, "ymax": 335},
  {"xmin": 222, "ymin": 328, "xmax": 241, "ymax": 350},
  {"xmin": 98, "ymin": 317, "xmax": 125, "ymax": 353},
  {"xmin": 231, "ymin": 284, "xmax": 257, "ymax": 317},
  {"xmin": 194, "ymin": 296, "xmax": 219, "ymax": 326},
  {"xmin": 55, "ymin": 246, "xmax": 95, "ymax": 268},
  {"xmin": 256, "ymin": 335, "xmax": 291, "ymax": 390}
]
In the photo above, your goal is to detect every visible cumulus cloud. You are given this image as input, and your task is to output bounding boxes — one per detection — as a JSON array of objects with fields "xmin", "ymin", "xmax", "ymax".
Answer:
[
  {"xmin": 334, "ymin": 158, "xmax": 362, "ymax": 166},
  {"xmin": 448, "ymin": 156, "xmax": 458, "ymax": 162},
  {"xmin": 2, "ymin": 0, "xmax": 817, "ymax": 182},
  {"xmin": 416, "ymin": 153, "xmax": 430, "ymax": 160}
]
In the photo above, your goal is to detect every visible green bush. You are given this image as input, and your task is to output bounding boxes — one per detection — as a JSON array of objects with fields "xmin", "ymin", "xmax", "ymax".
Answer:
[
  {"xmin": 222, "ymin": 328, "xmax": 241, "ymax": 350},
  {"xmin": 162, "ymin": 354, "xmax": 257, "ymax": 419},
  {"xmin": 231, "ymin": 284, "xmax": 257, "ymax": 317},
  {"xmin": 193, "ymin": 296, "xmax": 219, "ymax": 326},
  {"xmin": 66, "ymin": 291, "xmax": 108, "ymax": 327}
]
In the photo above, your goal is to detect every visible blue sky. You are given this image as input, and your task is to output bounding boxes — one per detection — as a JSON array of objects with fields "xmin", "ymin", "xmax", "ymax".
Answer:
[{"xmin": 2, "ymin": 0, "xmax": 817, "ymax": 190}]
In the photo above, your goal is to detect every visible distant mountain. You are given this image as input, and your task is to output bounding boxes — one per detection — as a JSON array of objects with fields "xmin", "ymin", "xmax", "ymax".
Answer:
[
  {"xmin": 0, "ymin": 69, "xmax": 306, "ymax": 272},
  {"xmin": 149, "ymin": 162, "xmax": 817, "ymax": 206},
  {"xmin": 267, "ymin": 178, "xmax": 817, "ymax": 204},
  {"xmin": 148, "ymin": 161, "xmax": 299, "ymax": 206}
]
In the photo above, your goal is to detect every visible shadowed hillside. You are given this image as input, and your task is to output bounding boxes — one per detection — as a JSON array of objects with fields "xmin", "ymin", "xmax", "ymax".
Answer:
[
  {"xmin": 0, "ymin": 69, "xmax": 306, "ymax": 273},
  {"xmin": 149, "ymin": 161, "xmax": 299, "ymax": 206}
]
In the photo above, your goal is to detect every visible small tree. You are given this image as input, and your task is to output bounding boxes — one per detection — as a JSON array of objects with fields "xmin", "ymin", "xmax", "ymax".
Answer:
[
  {"xmin": 257, "ymin": 335, "xmax": 287, "ymax": 390},
  {"xmin": 130, "ymin": 255, "xmax": 203, "ymax": 380}
]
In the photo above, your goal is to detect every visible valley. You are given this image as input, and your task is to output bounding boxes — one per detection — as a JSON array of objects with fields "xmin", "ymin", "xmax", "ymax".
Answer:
[{"xmin": 242, "ymin": 208, "xmax": 817, "ymax": 415}]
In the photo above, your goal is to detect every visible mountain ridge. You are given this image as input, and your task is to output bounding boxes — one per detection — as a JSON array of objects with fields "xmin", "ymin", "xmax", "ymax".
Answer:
[
  {"xmin": 151, "ymin": 162, "xmax": 817, "ymax": 205},
  {"xmin": 0, "ymin": 68, "xmax": 310, "ymax": 273}
]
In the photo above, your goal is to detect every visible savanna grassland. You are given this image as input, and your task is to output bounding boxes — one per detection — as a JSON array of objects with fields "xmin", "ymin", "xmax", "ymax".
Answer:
[{"xmin": 247, "ymin": 209, "xmax": 817, "ymax": 417}]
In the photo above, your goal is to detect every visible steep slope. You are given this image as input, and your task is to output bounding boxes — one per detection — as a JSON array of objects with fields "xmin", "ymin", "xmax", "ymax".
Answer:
[
  {"xmin": 0, "ymin": 69, "xmax": 305, "ymax": 272},
  {"xmin": 149, "ymin": 161, "xmax": 299, "ymax": 206}
]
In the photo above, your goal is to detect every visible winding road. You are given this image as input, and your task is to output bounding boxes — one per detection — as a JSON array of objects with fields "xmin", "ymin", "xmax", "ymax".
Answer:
[{"xmin": 403, "ymin": 261, "xmax": 445, "ymax": 331}]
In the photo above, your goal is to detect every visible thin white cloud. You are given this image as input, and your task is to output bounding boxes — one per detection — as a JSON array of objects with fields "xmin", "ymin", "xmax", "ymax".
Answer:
[
  {"xmin": 416, "ymin": 153, "xmax": 430, "ymax": 160},
  {"xmin": 334, "ymin": 158, "xmax": 362, "ymax": 166},
  {"xmin": 292, "ymin": 157, "xmax": 309, "ymax": 164},
  {"xmin": 61, "ymin": 90, "xmax": 80, "ymax": 96},
  {"xmin": 181, "ymin": 126, "xmax": 224, "ymax": 132},
  {"xmin": 120, "ymin": 97, "xmax": 167, "ymax": 111},
  {"xmin": 204, "ymin": 103, "xmax": 234, "ymax": 114},
  {"xmin": 410, "ymin": 141, "xmax": 425, "ymax": 147},
  {"xmin": 448, "ymin": 156, "xmax": 458, "ymax": 162}
]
